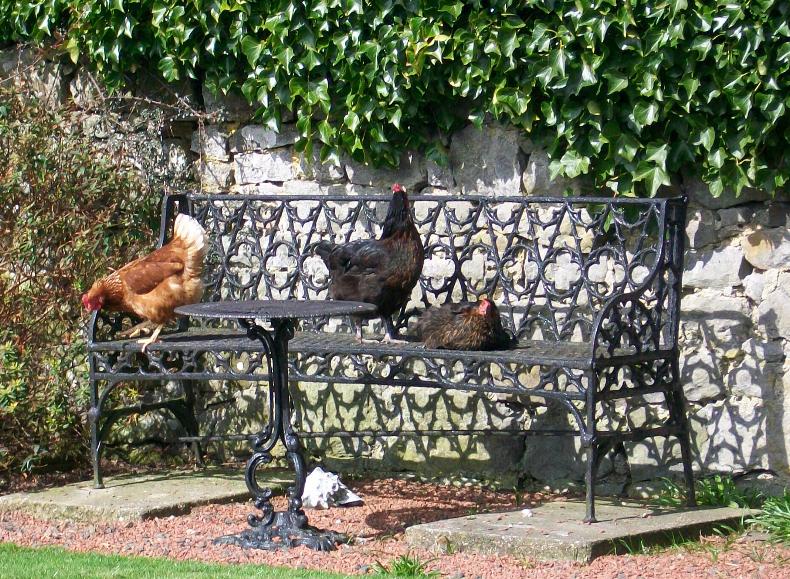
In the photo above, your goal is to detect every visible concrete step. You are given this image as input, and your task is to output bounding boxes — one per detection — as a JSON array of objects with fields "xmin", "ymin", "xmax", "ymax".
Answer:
[
  {"xmin": 405, "ymin": 498, "xmax": 757, "ymax": 563},
  {"xmin": 0, "ymin": 468, "xmax": 288, "ymax": 523}
]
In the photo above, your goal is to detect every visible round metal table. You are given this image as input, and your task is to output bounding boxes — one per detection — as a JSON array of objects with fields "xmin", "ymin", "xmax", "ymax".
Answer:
[{"xmin": 175, "ymin": 300, "xmax": 377, "ymax": 551}]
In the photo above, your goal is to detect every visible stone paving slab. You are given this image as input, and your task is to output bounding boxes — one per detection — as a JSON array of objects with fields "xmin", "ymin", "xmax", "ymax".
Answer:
[
  {"xmin": 0, "ymin": 468, "xmax": 289, "ymax": 523},
  {"xmin": 405, "ymin": 499, "xmax": 758, "ymax": 563}
]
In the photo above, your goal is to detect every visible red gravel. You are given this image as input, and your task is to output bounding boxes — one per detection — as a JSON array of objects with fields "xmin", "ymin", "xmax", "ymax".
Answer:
[{"xmin": 1, "ymin": 478, "xmax": 788, "ymax": 578}]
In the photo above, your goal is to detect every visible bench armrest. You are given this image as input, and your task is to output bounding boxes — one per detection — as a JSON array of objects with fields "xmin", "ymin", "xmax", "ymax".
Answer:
[
  {"xmin": 590, "ymin": 290, "xmax": 662, "ymax": 361},
  {"xmin": 589, "ymin": 195, "xmax": 687, "ymax": 363}
]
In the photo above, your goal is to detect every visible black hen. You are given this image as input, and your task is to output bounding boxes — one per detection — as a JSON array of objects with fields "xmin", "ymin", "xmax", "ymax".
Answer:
[
  {"xmin": 315, "ymin": 183, "xmax": 424, "ymax": 342},
  {"xmin": 416, "ymin": 298, "xmax": 515, "ymax": 350}
]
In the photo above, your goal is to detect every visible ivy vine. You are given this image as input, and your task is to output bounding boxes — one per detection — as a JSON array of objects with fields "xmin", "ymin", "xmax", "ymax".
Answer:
[{"xmin": 2, "ymin": 0, "xmax": 789, "ymax": 197}]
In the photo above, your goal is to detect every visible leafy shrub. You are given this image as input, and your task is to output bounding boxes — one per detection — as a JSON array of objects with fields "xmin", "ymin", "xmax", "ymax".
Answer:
[
  {"xmin": 657, "ymin": 474, "xmax": 763, "ymax": 509},
  {"xmin": 0, "ymin": 83, "xmax": 160, "ymax": 473},
  {"xmin": 1, "ymin": 2, "xmax": 788, "ymax": 197},
  {"xmin": 752, "ymin": 491, "xmax": 790, "ymax": 543}
]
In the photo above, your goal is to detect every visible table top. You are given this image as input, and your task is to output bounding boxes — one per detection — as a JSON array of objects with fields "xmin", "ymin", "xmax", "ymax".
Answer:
[{"xmin": 175, "ymin": 299, "xmax": 378, "ymax": 320}]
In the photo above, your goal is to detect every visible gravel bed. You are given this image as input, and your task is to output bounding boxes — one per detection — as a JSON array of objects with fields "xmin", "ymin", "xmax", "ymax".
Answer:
[{"xmin": 1, "ymin": 478, "xmax": 788, "ymax": 578}]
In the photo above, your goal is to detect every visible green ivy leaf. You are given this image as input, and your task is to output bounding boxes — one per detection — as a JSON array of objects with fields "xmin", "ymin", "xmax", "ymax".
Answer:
[
  {"xmin": 65, "ymin": 37, "xmax": 79, "ymax": 63},
  {"xmin": 317, "ymin": 119, "xmax": 334, "ymax": 144},
  {"xmin": 158, "ymin": 56, "xmax": 179, "ymax": 82},
  {"xmin": 550, "ymin": 46, "xmax": 566, "ymax": 79},
  {"xmin": 603, "ymin": 71, "xmax": 628, "ymax": 94},
  {"xmin": 630, "ymin": 101, "xmax": 659, "ymax": 131},
  {"xmin": 5, "ymin": 0, "xmax": 789, "ymax": 201},
  {"xmin": 615, "ymin": 133, "xmax": 640, "ymax": 162},
  {"xmin": 645, "ymin": 143, "xmax": 668, "ymax": 170},
  {"xmin": 708, "ymin": 148, "xmax": 726, "ymax": 169},
  {"xmin": 549, "ymin": 149, "xmax": 590, "ymax": 180},
  {"xmin": 241, "ymin": 36, "xmax": 263, "ymax": 67},
  {"xmin": 633, "ymin": 161, "xmax": 670, "ymax": 196}
]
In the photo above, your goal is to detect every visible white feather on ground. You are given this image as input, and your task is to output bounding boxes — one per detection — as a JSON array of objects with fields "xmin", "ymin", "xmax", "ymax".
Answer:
[{"xmin": 301, "ymin": 466, "xmax": 363, "ymax": 509}]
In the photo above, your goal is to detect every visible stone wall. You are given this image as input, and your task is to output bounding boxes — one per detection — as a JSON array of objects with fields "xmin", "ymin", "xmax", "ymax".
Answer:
[{"xmin": 6, "ymin": 48, "xmax": 789, "ymax": 490}]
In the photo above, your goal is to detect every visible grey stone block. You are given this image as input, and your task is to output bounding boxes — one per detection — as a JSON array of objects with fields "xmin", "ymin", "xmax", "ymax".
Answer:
[
  {"xmin": 69, "ymin": 68, "xmax": 104, "ymax": 110},
  {"xmin": 742, "ymin": 227, "xmax": 790, "ymax": 271},
  {"xmin": 229, "ymin": 124, "xmax": 299, "ymax": 152},
  {"xmin": 406, "ymin": 500, "xmax": 756, "ymax": 563},
  {"xmin": 234, "ymin": 149, "xmax": 295, "ymax": 184},
  {"xmin": 427, "ymin": 158, "xmax": 455, "ymax": 190},
  {"xmin": 196, "ymin": 159, "xmax": 233, "ymax": 192},
  {"xmin": 756, "ymin": 202, "xmax": 790, "ymax": 228},
  {"xmin": 191, "ymin": 126, "xmax": 229, "ymax": 161},
  {"xmin": 0, "ymin": 48, "xmax": 68, "ymax": 108},
  {"xmin": 683, "ymin": 244, "xmax": 746, "ymax": 289},
  {"xmin": 450, "ymin": 123, "xmax": 523, "ymax": 195},
  {"xmin": 0, "ymin": 469, "xmax": 284, "ymax": 523},
  {"xmin": 202, "ymin": 86, "xmax": 255, "ymax": 121},
  {"xmin": 164, "ymin": 138, "xmax": 192, "ymax": 175},
  {"xmin": 296, "ymin": 150, "xmax": 346, "ymax": 183},
  {"xmin": 758, "ymin": 280, "xmax": 790, "ymax": 339},
  {"xmin": 684, "ymin": 175, "xmax": 775, "ymax": 210},
  {"xmin": 345, "ymin": 150, "xmax": 426, "ymax": 190},
  {"xmin": 685, "ymin": 208, "xmax": 717, "ymax": 248},
  {"xmin": 681, "ymin": 289, "xmax": 750, "ymax": 317},
  {"xmin": 718, "ymin": 205, "xmax": 754, "ymax": 228},
  {"xmin": 742, "ymin": 271, "xmax": 765, "ymax": 302},
  {"xmin": 522, "ymin": 149, "xmax": 579, "ymax": 196}
]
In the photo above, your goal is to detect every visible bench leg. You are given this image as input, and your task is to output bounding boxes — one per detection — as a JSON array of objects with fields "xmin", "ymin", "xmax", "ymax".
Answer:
[
  {"xmin": 668, "ymin": 380, "xmax": 696, "ymax": 507},
  {"xmin": 584, "ymin": 369, "xmax": 600, "ymax": 523},
  {"xmin": 678, "ymin": 429, "xmax": 696, "ymax": 507},
  {"xmin": 175, "ymin": 380, "xmax": 204, "ymax": 468},
  {"xmin": 89, "ymin": 377, "xmax": 104, "ymax": 489},
  {"xmin": 584, "ymin": 441, "xmax": 599, "ymax": 523}
]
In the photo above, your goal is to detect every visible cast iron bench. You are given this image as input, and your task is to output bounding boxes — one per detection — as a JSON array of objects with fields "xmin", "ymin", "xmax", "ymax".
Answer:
[{"xmin": 86, "ymin": 190, "xmax": 695, "ymax": 525}]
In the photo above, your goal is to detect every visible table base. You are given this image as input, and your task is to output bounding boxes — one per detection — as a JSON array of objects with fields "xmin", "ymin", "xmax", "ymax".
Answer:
[
  {"xmin": 214, "ymin": 511, "xmax": 348, "ymax": 551},
  {"xmin": 215, "ymin": 318, "xmax": 347, "ymax": 552}
]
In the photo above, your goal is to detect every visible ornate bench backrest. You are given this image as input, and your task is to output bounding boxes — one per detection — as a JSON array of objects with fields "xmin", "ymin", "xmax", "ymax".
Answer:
[{"xmin": 179, "ymin": 193, "xmax": 685, "ymax": 345}]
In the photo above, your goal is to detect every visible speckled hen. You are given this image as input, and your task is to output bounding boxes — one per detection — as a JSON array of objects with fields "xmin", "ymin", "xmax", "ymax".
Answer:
[{"xmin": 416, "ymin": 298, "xmax": 515, "ymax": 350}]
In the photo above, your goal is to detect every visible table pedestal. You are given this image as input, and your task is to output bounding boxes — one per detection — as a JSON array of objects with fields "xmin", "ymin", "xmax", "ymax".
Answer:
[{"xmin": 214, "ymin": 319, "xmax": 346, "ymax": 551}]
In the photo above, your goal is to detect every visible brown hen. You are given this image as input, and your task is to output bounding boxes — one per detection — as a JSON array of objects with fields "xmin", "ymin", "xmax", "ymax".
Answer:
[
  {"xmin": 416, "ymin": 298, "xmax": 515, "ymax": 350},
  {"xmin": 82, "ymin": 213, "xmax": 207, "ymax": 351}
]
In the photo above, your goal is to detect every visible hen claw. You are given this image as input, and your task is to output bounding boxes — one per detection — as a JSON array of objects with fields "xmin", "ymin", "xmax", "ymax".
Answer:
[
  {"xmin": 119, "ymin": 321, "xmax": 155, "ymax": 339},
  {"xmin": 137, "ymin": 324, "xmax": 164, "ymax": 353},
  {"xmin": 381, "ymin": 335, "xmax": 409, "ymax": 345}
]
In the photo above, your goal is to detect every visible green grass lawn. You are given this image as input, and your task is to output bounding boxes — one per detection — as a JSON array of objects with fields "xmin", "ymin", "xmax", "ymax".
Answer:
[{"xmin": 0, "ymin": 543, "xmax": 356, "ymax": 578}]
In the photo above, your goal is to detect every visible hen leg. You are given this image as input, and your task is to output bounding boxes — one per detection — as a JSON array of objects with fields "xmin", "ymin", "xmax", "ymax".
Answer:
[
  {"xmin": 356, "ymin": 319, "xmax": 382, "ymax": 344},
  {"xmin": 138, "ymin": 324, "xmax": 164, "ymax": 353},
  {"xmin": 119, "ymin": 320, "xmax": 155, "ymax": 339},
  {"xmin": 381, "ymin": 315, "xmax": 408, "ymax": 344}
]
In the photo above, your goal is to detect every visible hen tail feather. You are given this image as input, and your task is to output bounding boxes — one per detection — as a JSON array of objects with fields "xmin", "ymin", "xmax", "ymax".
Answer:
[
  {"xmin": 315, "ymin": 241, "xmax": 335, "ymax": 262},
  {"xmin": 174, "ymin": 214, "xmax": 207, "ymax": 276},
  {"xmin": 174, "ymin": 214, "xmax": 207, "ymax": 253}
]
